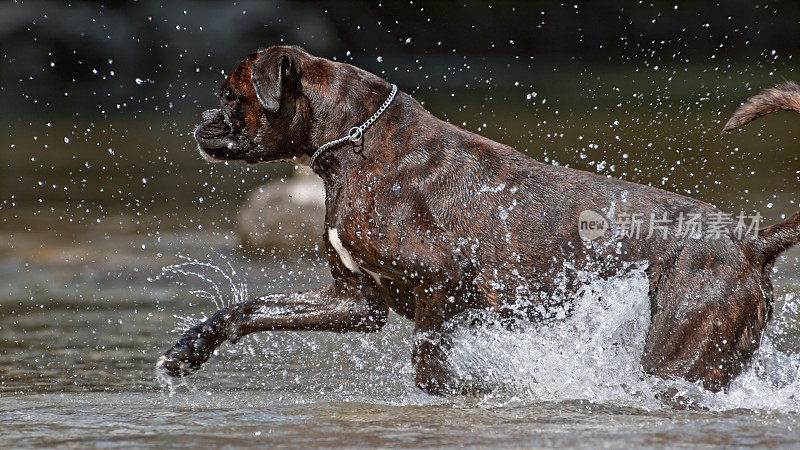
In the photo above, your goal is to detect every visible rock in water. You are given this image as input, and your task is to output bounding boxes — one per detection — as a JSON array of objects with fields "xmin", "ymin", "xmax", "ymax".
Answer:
[{"xmin": 237, "ymin": 168, "xmax": 325, "ymax": 255}]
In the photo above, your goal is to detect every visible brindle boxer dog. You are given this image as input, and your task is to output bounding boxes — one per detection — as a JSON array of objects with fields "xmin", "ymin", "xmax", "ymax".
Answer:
[{"xmin": 157, "ymin": 45, "xmax": 800, "ymax": 394}]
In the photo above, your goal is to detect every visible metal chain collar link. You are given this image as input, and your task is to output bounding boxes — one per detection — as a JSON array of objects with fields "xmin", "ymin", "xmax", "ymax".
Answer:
[{"xmin": 310, "ymin": 83, "xmax": 398, "ymax": 169}]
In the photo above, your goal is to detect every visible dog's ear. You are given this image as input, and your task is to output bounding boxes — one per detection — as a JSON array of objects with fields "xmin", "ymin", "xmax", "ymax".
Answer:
[{"xmin": 251, "ymin": 53, "xmax": 298, "ymax": 113}]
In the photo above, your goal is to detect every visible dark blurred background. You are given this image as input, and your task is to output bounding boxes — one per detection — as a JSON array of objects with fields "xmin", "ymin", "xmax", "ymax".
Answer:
[{"xmin": 1, "ymin": 0, "xmax": 799, "ymax": 256}]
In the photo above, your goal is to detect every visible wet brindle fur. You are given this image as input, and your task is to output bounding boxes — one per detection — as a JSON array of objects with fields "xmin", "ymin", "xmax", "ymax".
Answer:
[{"xmin": 158, "ymin": 46, "xmax": 800, "ymax": 394}]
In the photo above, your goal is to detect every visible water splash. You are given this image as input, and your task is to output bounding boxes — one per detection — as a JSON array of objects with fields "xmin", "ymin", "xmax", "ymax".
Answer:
[
  {"xmin": 445, "ymin": 262, "xmax": 657, "ymax": 406},
  {"xmin": 150, "ymin": 255, "xmax": 248, "ymax": 336},
  {"xmin": 150, "ymin": 256, "xmax": 800, "ymax": 411},
  {"xmin": 150, "ymin": 256, "xmax": 259, "ymax": 391},
  {"xmin": 442, "ymin": 264, "xmax": 800, "ymax": 412},
  {"xmin": 153, "ymin": 362, "xmax": 198, "ymax": 397},
  {"xmin": 149, "ymin": 254, "xmax": 248, "ymax": 312}
]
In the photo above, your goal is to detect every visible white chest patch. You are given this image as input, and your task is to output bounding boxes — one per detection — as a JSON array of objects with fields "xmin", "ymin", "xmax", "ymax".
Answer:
[{"xmin": 327, "ymin": 228, "xmax": 362, "ymax": 274}]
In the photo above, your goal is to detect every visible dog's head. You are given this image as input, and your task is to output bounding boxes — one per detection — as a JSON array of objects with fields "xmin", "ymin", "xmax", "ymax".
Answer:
[{"xmin": 194, "ymin": 46, "xmax": 311, "ymax": 163}]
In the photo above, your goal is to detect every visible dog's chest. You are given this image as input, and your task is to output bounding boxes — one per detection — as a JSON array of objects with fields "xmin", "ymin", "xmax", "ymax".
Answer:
[
  {"xmin": 327, "ymin": 227, "xmax": 361, "ymax": 273},
  {"xmin": 327, "ymin": 227, "xmax": 387, "ymax": 286}
]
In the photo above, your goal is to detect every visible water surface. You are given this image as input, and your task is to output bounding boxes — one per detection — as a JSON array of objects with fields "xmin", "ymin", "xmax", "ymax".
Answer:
[{"xmin": 2, "ymin": 228, "xmax": 800, "ymax": 447}]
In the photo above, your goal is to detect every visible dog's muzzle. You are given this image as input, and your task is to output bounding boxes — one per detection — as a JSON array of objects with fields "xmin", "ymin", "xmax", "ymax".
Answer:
[{"xmin": 194, "ymin": 109, "xmax": 238, "ymax": 162}]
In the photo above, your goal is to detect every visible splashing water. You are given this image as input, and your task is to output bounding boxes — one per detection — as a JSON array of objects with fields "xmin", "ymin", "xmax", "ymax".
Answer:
[
  {"xmin": 445, "ymin": 262, "xmax": 656, "ymax": 406},
  {"xmin": 443, "ymin": 263, "xmax": 800, "ymax": 411},
  {"xmin": 150, "ymin": 256, "xmax": 800, "ymax": 411},
  {"xmin": 152, "ymin": 255, "xmax": 250, "ymax": 334},
  {"xmin": 150, "ymin": 256, "xmax": 254, "ymax": 395},
  {"xmin": 150, "ymin": 254, "xmax": 249, "ymax": 314}
]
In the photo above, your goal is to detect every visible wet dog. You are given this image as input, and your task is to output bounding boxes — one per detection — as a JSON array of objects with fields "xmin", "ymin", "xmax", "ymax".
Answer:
[{"xmin": 158, "ymin": 45, "xmax": 800, "ymax": 394}]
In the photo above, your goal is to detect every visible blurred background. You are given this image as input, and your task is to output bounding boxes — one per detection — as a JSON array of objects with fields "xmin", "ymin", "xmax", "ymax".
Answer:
[
  {"xmin": 2, "ymin": 0, "xmax": 800, "ymax": 243},
  {"xmin": 1, "ymin": 0, "xmax": 799, "ymax": 398}
]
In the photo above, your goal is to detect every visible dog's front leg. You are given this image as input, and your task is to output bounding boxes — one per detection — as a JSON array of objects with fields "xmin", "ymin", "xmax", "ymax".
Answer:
[{"xmin": 158, "ymin": 279, "xmax": 386, "ymax": 377}]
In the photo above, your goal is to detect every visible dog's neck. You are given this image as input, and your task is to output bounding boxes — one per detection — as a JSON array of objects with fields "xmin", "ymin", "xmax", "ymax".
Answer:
[{"xmin": 305, "ymin": 77, "xmax": 406, "ymax": 185}]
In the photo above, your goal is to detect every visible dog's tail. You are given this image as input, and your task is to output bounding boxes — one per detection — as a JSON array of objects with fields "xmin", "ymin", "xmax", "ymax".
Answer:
[
  {"xmin": 722, "ymin": 81, "xmax": 800, "ymax": 132},
  {"xmin": 749, "ymin": 214, "xmax": 800, "ymax": 266},
  {"xmin": 724, "ymin": 81, "xmax": 800, "ymax": 264}
]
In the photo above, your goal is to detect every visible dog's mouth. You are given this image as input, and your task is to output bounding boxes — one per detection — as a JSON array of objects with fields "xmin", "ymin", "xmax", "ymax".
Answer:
[
  {"xmin": 196, "ymin": 145, "xmax": 228, "ymax": 163},
  {"xmin": 194, "ymin": 109, "xmax": 239, "ymax": 163}
]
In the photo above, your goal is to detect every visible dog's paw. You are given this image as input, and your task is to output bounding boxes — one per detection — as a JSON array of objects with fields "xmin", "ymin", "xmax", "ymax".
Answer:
[{"xmin": 157, "ymin": 313, "xmax": 230, "ymax": 378}]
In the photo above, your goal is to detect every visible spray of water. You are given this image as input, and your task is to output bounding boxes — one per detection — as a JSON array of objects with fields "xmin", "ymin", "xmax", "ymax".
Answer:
[
  {"xmin": 443, "ymin": 264, "xmax": 800, "ymax": 412},
  {"xmin": 150, "ymin": 254, "xmax": 248, "ymax": 311},
  {"xmin": 444, "ymin": 261, "xmax": 657, "ymax": 406},
  {"xmin": 151, "ymin": 256, "xmax": 800, "ymax": 411},
  {"xmin": 150, "ymin": 255, "xmax": 254, "ymax": 396}
]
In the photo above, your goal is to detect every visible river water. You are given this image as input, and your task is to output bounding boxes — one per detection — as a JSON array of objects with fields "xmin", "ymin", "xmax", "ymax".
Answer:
[{"xmin": 2, "ymin": 226, "xmax": 800, "ymax": 448}]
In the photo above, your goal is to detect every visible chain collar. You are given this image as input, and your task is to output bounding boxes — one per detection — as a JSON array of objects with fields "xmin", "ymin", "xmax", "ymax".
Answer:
[{"xmin": 309, "ymin": 83, "xmax": 398, "ymax": 169}]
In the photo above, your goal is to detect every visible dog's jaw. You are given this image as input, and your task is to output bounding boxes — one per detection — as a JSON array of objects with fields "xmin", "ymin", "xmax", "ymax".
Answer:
[{"xmin": 197, "ymin": 145, "xmax": 225, "ymax": 163}]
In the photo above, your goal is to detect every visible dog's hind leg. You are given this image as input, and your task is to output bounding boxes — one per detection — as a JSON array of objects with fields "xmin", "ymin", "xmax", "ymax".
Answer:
[
  {"xmin": 640, "ymin": 246, "xmax": 771, "ymax": 392},
  {"xmin": 409, "ymin": 268, "xmax": 490, "ymax": 395}
]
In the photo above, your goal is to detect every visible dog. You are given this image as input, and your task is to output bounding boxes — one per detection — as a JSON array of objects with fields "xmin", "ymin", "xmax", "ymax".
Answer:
[{"xmin": 157, "ymin": 45, "xmax": 800, "ymax": 395}]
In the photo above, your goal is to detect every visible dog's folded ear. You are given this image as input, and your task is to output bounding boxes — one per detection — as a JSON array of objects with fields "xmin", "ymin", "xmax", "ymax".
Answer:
[{"xmin": 251, "ymin": 53, "xmax": 298, "ymax": 113}]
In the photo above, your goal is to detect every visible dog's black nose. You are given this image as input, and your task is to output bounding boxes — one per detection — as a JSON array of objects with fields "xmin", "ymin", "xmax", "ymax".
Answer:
[{"xmin": 202, "ymin": 109, "xmax": 221, "ymax": 122}]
